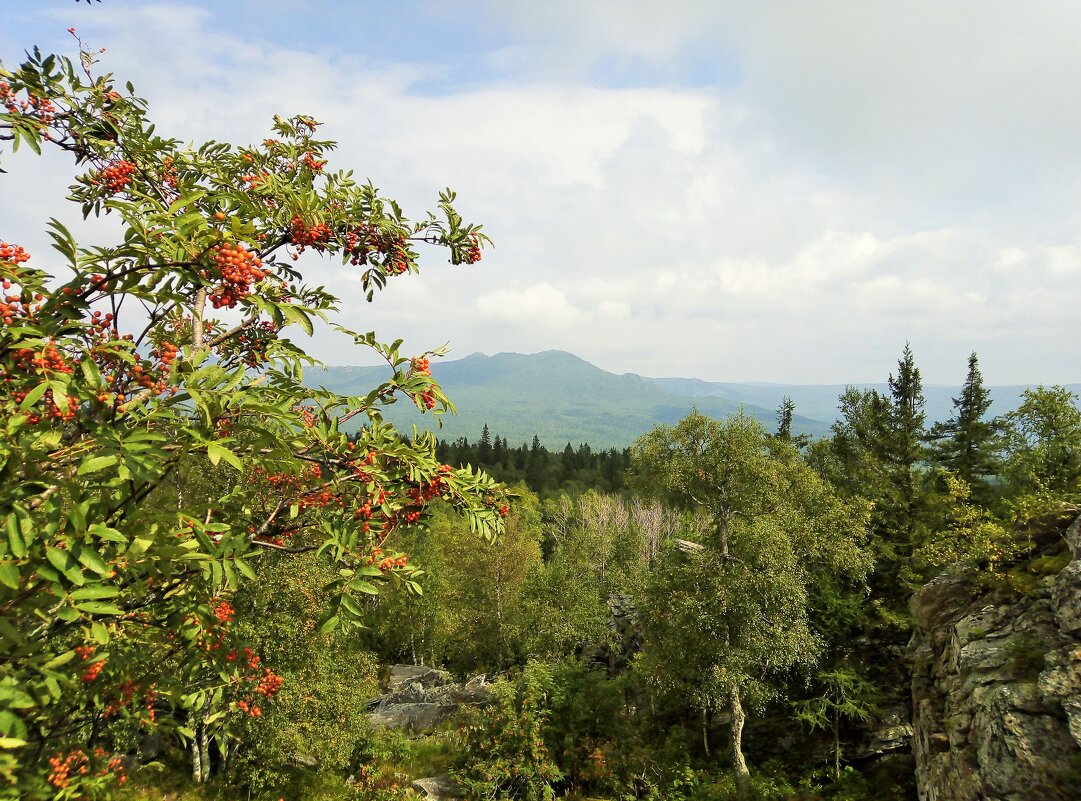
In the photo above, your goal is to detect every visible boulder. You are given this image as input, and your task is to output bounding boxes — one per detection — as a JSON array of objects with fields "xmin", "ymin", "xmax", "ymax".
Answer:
[
  {"xmin": 412, "ymin": 774, "xmax": 462, "ymax": 799},
  {"xmin": 367, "ymin": 665, "xmax": 490, "ymax": 734}
]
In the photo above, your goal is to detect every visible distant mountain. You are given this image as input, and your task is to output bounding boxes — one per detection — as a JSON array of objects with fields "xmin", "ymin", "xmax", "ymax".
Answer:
[
  {"xmin": 308, "ymin": 350, "xmax": 825, "ymax": 450},
  {"xmin": 308, "ymin": 350, "xmax": 1080, "ymax": 451},
  {"xmin": 648, "ymin": 377, "xmax": 1081, "ymax": 429}
]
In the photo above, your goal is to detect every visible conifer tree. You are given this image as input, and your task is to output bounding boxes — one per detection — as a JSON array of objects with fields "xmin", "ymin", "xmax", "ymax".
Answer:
[
  {"xmin": 930, "ymin": 353, "xmax": 1000, "ymax": 503},
  {"xmin": 882, "ymin": 343, "xmax": 932, "ymax": 562},
  {"xmin": 776, "ymin": 396, "xmax": 796, "ymax": 441},
  {"xmin": 478, "ymin": 423, "xmax": 493, "ymax": 465}
]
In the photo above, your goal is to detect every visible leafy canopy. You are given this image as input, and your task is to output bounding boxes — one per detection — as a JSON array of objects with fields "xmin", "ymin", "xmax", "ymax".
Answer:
[{"xmin": 0, "ymin": 42, "xmax": 505, "ymax": 798}]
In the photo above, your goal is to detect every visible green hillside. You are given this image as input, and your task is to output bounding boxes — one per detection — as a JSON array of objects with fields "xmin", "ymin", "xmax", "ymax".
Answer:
[
  {"xmin": 310, "ymin": 350, "xmax": 1079, "ymax": 450},
  {"xmin": 308, "ymin": 350, "xmax": 827, "ymax": 449}
]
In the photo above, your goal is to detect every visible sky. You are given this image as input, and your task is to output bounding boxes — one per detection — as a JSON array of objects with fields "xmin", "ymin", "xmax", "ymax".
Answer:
[{"xmin": 2, "ymin": 0, "xmax": 1080, "ymax": 385}]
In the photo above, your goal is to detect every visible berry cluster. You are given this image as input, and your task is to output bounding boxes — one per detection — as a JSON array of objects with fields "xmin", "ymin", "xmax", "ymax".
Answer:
[
  {"xmin": 409, "ymin": 355, "xmax": 438, "ymax": 408},
  {"xmin": 93, "ymin": 159, "xmax": 137, "ymax": 194},
  {"xmin": 1, "ymin": 285, "xmax": 44, "ymax": 327},
  {"xmin": 464, "ymin": 233, "xmax": 483, "ymax": 264},
  {"xmin": 103, "ymin": 680, "xmax": 140, "ymax": 719},
  {"xmin": 123, "ymin": 340, "xmax": 179, "ymax": 394},
  {"xmin": 161, "ymin": 155, "xmax": 178, "ymax": 191},
  {"xmin": 81, "ymin": 658, "xmax": 105, "ymax": 683},
  {"xmin": 364, "ymin": 547, "xmax": 409, "ymax": 571},
  {"xmin": 4, "ymin": 343, "xmax": 79, "ymax": 424},
  {"xmin": 289, "ymin": 215, "xmax": 333, "ymax": 258},
  {"xmin": 240, "ymin": 172, "xmax": 269, "ymax": 189},
  {"xmin": 47, "ymin": 750, "xmax": 88, "ymax": 789},
  {"xmin": 234, "ymin": 320, "xmax": 277, "ymax": 367},
  {"xmin": 211, "ymin": 598, "xmax": 235, "ymax": 624},
  {"xmin": 208, "ymin": 243, "xmax": 265, "ymax": 309},
  {"xmin": 255, "ymin": 667, "xmax": 284, "ymax": 697},
  {"xmin": 343, "ymin": 223, "xmax": 411, "ymax": 273},
  {"xmin": 301, "ymin": 151, "xmax": 326, "ymax": 171},
  {"xmin": 0, "ymin": 241, "xmax": 31, "ymax": 264},
  {"xmin": 0, "ymin": 82, "xmax": 57, "ymax": 131},
  {"xmin": 231, "ymin": 648, "xmax": 284, "ymax": 718}
]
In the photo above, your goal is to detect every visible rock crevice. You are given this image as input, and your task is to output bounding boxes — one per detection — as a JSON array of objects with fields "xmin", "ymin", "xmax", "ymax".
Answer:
[{"xmin": 908, "ymin": 515, "xmax": 1081, "ymax": 801}]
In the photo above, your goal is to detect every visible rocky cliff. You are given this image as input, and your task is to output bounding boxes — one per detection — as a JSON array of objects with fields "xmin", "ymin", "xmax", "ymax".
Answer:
[{"xmin": 908, "ymin": 513, "xmax": 1081, "ymax": 800}]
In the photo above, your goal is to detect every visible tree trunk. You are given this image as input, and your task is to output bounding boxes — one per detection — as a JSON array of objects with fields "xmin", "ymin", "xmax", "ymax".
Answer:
[
  {"xmin": 728, "ymin": 686, "xmax": 751, "ymax": 800},
  {"xmin": 833, "ymin": 707, "xmax": 840, "ymax": 781},
  {"xmin": 702, "ymin": 705, "xmax": 711, "ymax": 757},
  {"xmin": 191, "ymin": 732, "xmax": 202, "ymax": 784},
  {"xmin": 192, "ymin": 701, "xmax": 211, "ymax": 784}
]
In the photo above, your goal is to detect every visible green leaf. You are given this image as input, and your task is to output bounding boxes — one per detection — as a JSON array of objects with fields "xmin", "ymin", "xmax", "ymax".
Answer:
[
  {"xmin": 43, "ymin": 650, "xmax": 76, "ymax": 670},
  {"xmin": 207, "ymin": 442, "xmax": 242, "ymax": 471},
  {"xmin": 69, "ymin": 585, "xmax": 119, "ymax": 601},
  {"xmin": 49, "ymin": 380, "xmax": 70, "ymax": 413},
  {"xmin": 45, "ymin": 546, "xmax": 75, "ymax": 574},
  {"xmin": 19, "ymin": 382, "xmax": 48, "ymax": 410},
  {"xmin": 74, "ymin": 545, "xmax": 110, "ymax": 575},
  {"xmin": 75, "ymin": 601, "xmax": 124, "ymax": 616},
  {"xmin": 281, "ymin": 303, "xmax": 314, "ymax": 336},
  {"xmin": 90, "ymin": 621, "xmax": 109, "ymax": 644},
  {"xmin": 126, "ymin": 538, "xmax": 152, "ymax": 560},
  {"xmin": 6, "ymin": 517, "xmax": 25, "ymax": 558},
  {"xmin": 0, "ymin": 563, "xmax": 18, "ymax": 590},
  {"xmin": 339, "ymin": 593, "xmax": 364, "ymax": 617},
  {"xmin": 234, "ymin": 558, "xmax": 256, "ymax": 581},
  {"xmin": 319, "ymin": 613, "xmax": 340, "ymax": 634},
  {"xmin": 78, "ymin": 455, "xmax": 118, "ymax": 475},
  {"xmin": 0, "ymin": 737, "xmax": 28, "ymax": 749},
  {"xmin": 347, "ymin": 579, "xmax": 380, "ymax": 595}
]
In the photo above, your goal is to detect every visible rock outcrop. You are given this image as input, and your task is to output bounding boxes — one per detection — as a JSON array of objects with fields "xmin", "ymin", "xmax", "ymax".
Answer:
[
  {"xmin": 908, "ymin": 514, "xmax": 1081, "ymax": 801},
  {"xmin": 366, "ymin": 664, "xmax": 490, "ymax": 734},
  {"xmin": 411, "ymin": 774, "xmax": 462, "ymax": 800}
]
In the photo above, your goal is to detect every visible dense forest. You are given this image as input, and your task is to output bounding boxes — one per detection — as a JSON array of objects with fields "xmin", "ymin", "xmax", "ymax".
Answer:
[
  {"xmin": 434, "ymin": 428, "xmax": 630, "ymax": 496},
  {"xmin": 119, "ymin": 350, "xmax": 1081, "ymax": 800}
]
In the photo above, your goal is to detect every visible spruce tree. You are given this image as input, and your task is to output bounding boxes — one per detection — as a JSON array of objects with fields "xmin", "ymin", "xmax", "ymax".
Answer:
[
  {"xmin": 887, "ymin": 342, "xmax": 927, "ymax": 472},
  {"xmin": 930, "ymin": 352, "xmax": 1000, "ymax": 503},
  {"xmin": 882, "ymin": 343, "xmax": 930, "ymax": 554},
  {"xmin": 478, "ymin": 424, "xmax": 493, "ymax": 465},
  {"xmin": 776, "ymin": 396, "xmax": 795, "ymax": 441}
]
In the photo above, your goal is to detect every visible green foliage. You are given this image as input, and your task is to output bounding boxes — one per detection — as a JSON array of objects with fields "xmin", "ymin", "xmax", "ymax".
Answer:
[
  {"xmin": 631, "ymin": 411, "xmax": 871, "ymax": 795},
  {"xmin": 1001, "ymin": 386, "xmax": 1081, "ymax": 510},
  {"xmin": 224, "ymin": 554, "xmax": 381, "ymax": 797},
  {"xmin": 911, "ymin": 473, "xmax": 1020, "ymax": 573},
  {"xmin": 0, "ymin": 43, "xmax": 505, "ymax": 798},
  {"xmin": 928, "ymin": 353, "xmax": 1002, "ymax": 504},
  {"xmin": 454, "ymin": 661, "xmax": 563, "ymax": 801}
]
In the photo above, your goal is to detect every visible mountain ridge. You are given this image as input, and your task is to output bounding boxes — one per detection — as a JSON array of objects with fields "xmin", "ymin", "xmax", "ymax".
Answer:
[{"xmin": 310, "ymin": 350, "xmax": 1080, "ymax": 450}]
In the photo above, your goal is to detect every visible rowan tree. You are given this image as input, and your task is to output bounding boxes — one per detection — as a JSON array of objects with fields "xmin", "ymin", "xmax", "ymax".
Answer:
[{"xmin": 0, "ymin": 42, "xmax": 506, "ymax": 799}]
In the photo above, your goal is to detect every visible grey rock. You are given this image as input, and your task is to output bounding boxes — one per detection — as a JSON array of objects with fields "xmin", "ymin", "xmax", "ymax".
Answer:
[
  {"xmin": 387, "ymin": 664, "xmax": 452, "ymax": 691},
  {"xmin": 369, "ymin": 702, "xmax": 458, "ymax": 733},
  {"xmin": 1053, "ymin": 560, "xmax": 1081, "ymax": 636},
  {"xmin": 367, "ymin": 665, "xmax": 490, "ymax": 734},
  {"xmin": 412, "ymin": 774, "xmax": 462, "ymax": 799},
  {"xmin": 909, "ymin": 514, "xmax": 1081, "ymax": 801}
]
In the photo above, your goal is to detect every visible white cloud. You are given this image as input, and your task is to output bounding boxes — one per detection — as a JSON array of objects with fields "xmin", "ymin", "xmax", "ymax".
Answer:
[
  {"xmin": 476, "ymin": 283, "xmax": 583, "ymax": 326},
  {"xmin": 2, "ymin": 2, "xmax": 1080, "ymax": 385}
]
